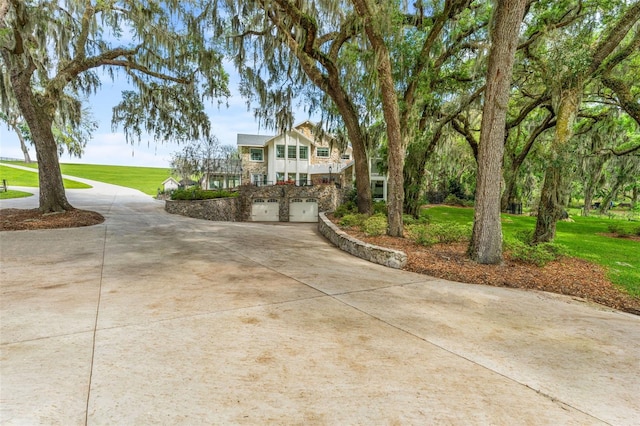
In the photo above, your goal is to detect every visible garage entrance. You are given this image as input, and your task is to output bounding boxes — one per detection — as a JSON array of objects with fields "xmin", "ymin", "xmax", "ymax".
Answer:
[
  {"xmin": 251, "ymin": 198, "xmax": 280, "ymax": 221},
  {"xmin": 289, "ymin": 198, "xmax": 318, "ymax": 222}
]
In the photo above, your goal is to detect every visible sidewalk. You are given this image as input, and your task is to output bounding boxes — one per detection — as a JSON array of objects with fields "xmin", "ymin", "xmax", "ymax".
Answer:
[{"xmin": 1, "ymin": 175, "xmax": 639, "ymax": 424}]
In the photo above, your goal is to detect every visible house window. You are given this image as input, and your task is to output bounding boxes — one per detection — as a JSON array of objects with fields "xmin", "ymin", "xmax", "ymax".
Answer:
[
  {"xmin": 299, "ymin": 146, "xmax": 308, "ymax": 160},
  {"xmin": 372, "ymin": 180, "xmax": 384, "ymax": 200},
  {"xmin": 287, "ymin": 173, "xmax": 296, "ymax": 182},
  {"xmin": 276, "ymin": 145, "xmax": 285, "ymax": 158},
  {"xmin": 276, "ymin": 172, "xmax": 285, "ymax": 183},
  {"xmin": 299, "ymin": 173, "xmax": 308, "ymax": 186},
  {"xmin": 288, "ymin": 145, "xmax": 297, "ymax": 159},
  {"xmin": 317, "ymin": 147, "xmax": 329, "ymax": 158},
  {"xmin": 252, "ymin": 174, "xmax": 266, "ymax": 186},
  {"xmin": 250, "ymin": 148, "xmax": 264, "ymax": 161},
  {"xmin": 341, "ymin": 153, "xmax": 350, "ymax": 160}
]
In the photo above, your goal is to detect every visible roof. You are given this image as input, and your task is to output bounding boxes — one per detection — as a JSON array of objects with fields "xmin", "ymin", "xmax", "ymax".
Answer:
[
  {"xmin": 237, "ymin": 134, "xmax": 273, "ymax": 147},
  {"xmin": 162, "ymin": 177, "xmax": 179, "ymax": 185}
]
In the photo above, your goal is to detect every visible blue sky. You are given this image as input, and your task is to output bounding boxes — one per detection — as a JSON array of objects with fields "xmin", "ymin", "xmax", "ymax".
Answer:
[{"xmin": 0, "ymin": 62, "xmax": 307, "ymax": 168}]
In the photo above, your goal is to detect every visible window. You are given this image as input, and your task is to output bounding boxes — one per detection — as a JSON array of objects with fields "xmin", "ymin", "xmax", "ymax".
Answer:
[
  {"xmin": 299, "ymin": 173, "xmax": 308, "ymax": 186},
  {"xmin": 299, "ymin": 146, "xmax": 308, "ymax": 160},
  {"xmin": 288, "ymin": 145, "xmax": 297, "ymax": 159},
  {"xmin": 276, "ymin": 172, "xmax": 285, "ymax": 182},
  {"xmin": 341, "ymin": 153, "xmax": 350, "ymax": 160},
  {"xmin": 317, "ymin": 147, "xmax": 329, "ymax": 158},
  {"xmin": 276, "ymin": 145, "xmax": 285, "ymax": 158},
  {"xmin": 287, "ymin": 173, "xmax": 296, "ymax": 182},
  {"xmin": 250, "ymin": 148, "xmax": 264, "ymax": 161},
  {"xmin": 372, "ymin": 180, "xmax": 384, "ymax": 200},
  {"xmin": 252, "ymin": 174, "xmax": 266, "ymax": 185}
]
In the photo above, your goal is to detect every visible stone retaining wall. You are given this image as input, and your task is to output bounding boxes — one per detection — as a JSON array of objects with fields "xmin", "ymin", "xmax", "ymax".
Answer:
[
  {"xmin": 317, "ymin": 212, "xmax": 407, "ymax": 269},
  {"xmin": 165, "ymin": 197, "xmax": 240, "ymax": 221}
]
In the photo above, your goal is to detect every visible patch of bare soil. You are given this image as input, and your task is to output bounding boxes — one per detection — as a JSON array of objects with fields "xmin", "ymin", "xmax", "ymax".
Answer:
[
  {"xmin": 339, "ymin": 224, "xmax": 640, "ymax": 316},
  {"xmin": 0, "ymin": 208, "xmax": 105, "ymax": 231}
]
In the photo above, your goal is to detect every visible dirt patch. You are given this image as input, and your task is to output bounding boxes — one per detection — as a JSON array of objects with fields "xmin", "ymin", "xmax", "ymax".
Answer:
[
  {"xmin": 0, "ymin": 208, "xmax": 105, "ymax": 231},
  {"xmin": 336, "ymin": 223, "xmax": 640, "ymax": 316}
]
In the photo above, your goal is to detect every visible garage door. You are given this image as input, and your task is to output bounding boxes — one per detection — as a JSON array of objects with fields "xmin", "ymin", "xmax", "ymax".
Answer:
[
  {"xmin": 289, "ymin": 198, "xmax": 318, "ymax": 222},
  {"xmin": 251, "ymin": 198, "xmax": 280, "ymax": 221}
]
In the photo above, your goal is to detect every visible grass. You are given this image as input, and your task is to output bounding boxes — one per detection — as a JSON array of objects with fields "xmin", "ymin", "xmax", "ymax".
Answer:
[
  {"xmin": 426, "ymin": 205, "xmax": 640, "ymax": 298},
  {"xmin": 0, "ymin": 189, "xmax": 34, "ymax": 200},
  {"xmin": 4, "ymin": 162, "xmax": 172, "ymax": 196},
  {"xmin": 0, "ymin": 164, "xmax": 91, "ymax": 189}
]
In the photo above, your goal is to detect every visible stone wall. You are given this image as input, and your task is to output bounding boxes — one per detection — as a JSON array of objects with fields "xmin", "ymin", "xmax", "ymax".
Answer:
[
  {"xmin": 238, "ymin": 184, "xmax": 348, "ymax": 222},
  {"xmin": 317, "ymin": 212, "xmax": 407, "ymax": 269},
  {"xmin": 165, "ymin": 197, "xmax": 240, "ymax": 221},
  {"xmin": 165, "ymin": 184, "xmax": 349, "ymax": 222}
]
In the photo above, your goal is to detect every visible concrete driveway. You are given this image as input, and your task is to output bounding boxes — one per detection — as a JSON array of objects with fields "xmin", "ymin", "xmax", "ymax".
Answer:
[{"xmin": 1, "ymin": 178, "xmax": 639, "ymax": 425}]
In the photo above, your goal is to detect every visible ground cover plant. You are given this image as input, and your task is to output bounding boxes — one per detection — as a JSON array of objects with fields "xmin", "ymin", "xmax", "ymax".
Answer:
[
  {"xmin": 0, "ymin": 163, "xmax": 91, "ymax": 189},
  {"xmin": 9, "ymin": 162, "xmax": 171, "ymax": 196}
]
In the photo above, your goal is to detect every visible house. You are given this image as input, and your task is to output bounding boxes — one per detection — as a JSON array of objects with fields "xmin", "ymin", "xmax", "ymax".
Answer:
[
  {"xmin": 162, "ymin": 177, "xmax": 180, "ymax": 192},
  {"xmin": 200, "ymin": 158, "xmax": 242, "ymax": 190},
  {"xmin": 237, "ymin": 121, "xmax": 354, "ymax": 189}
]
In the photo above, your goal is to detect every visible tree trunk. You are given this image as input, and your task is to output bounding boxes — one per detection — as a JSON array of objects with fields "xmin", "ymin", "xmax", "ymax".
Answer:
[
  {"xmin": 533, "ymin": 89, "xmax": 580, "ymax": 243},
  {"xmin": 11, "ymin": 74, "xmax": 72, "ymax": 212},
  {"xmin": 351, "ymin": 0, "xmax": 404, "ymax": 236},
  {"xmin": 18, "ymin": 132, "xmax": 32, "ymax": 163},
  {"xmin": 469, "ymin": 0, "xmax": 527, "ymax": 264}
]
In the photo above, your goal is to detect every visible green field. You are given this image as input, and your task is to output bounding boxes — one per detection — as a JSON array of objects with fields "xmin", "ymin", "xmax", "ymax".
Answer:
[
  {"xmin": 426, "ymin": 206, "xmax": 640, "ymax": 297},
  {"xmin": 0, "ymin": 164, "xmax": 92, "ymax": 189},
  {"xmin": 4, "ymin": 162, "xmax": 171, "ymax": 195}
]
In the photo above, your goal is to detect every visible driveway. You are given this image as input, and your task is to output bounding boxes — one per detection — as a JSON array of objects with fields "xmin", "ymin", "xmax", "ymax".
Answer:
[{"xmin": 1, "ymin": 178, "xmax": 639, "ymax": 424}]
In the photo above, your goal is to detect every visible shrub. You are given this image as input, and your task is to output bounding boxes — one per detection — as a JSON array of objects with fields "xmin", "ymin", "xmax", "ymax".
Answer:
[
  {"xmin": 339, "ymin": 213, "xmax": 366, "ymax": 228},
  {"xmin": 171, "ymin": 188, "xmax": 237, "ymax": 200},
  {"xmin": 362, "ymin": 214, "xmax": 388, "ymax": 236},
  {"xmin": 504, "ymin": 238, "xmax": 567, "ymax": 266},
  {"xmin": 406, "ymin": 222, "xmax": 472, "ymax": 246},
  {"xmin": 372, "ymin": 201, "xmax": 388, "ymax": 215},
  {"xmin": 443, "ymin": 194, "xmax": 465, "ymax": 206},
  {"xmin": 334, "ymin": 201, "xmax": 357, "ymax": 218},
  {"xmin": 403, "ymin": 213, "xmax": 430, "ymax": 226}
]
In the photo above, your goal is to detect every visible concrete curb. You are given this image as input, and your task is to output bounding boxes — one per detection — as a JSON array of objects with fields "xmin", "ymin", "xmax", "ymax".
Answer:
[{"xmin": 318, "ymin": 212, "xmax": 407, "ymax": 269}]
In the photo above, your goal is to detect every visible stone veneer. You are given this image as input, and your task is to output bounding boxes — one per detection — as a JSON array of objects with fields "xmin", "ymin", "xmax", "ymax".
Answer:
[
  {"xmin": 317, "ymin": 212, "xmax": 407, "ymax": 269},
  {"xmin": 165, "ymin": 197, "xmax": 240, "ymax": 221}
]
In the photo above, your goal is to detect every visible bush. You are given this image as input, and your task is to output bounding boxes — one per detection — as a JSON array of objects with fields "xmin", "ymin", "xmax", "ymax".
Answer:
[
  {"xmin": 406, "ymin": 222, "xmax": 472, "ymax": 246},
  {"xmin": 171, "ymin": 188, "xmax": 237, "ymax": 200},
  {"xmin": 372, "ymin": 200, "xmax": 388, "ymax": 215},
  {"xmin": 362, "ymin": 214, "xmax": 387, "ymax": 236},
  {"xmin": 443, "ymin": 194, "xmax": 466, "ymax": 207},
  {"xmin": 403, "ymin": 213, "xmax": 430, "ymax": 226},
  {"xmin": 339, "ymin": 213, "xmax": 366, "ymax": 228},
  {"xmin": 334, "ymin": 201, "xmax": 357, "ymax": 218},
  {"xmin": 504, "ymin": 238, "xmax": 567, "ymax": 266}
]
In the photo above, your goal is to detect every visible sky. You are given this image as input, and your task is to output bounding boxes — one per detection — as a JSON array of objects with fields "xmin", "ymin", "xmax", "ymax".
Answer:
[{"xmin": 0, "ymin": 62, "xmax": 308, "ymax": 169}]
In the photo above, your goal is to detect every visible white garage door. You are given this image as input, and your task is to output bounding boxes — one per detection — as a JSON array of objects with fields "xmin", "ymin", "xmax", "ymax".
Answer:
[
  {"xmin": 289, "ymin": 198, "xmax": 318, "ymax": 222},
  {"xmin": 251, "ymin": 198, "xmax": 280, "ymax": 221}
]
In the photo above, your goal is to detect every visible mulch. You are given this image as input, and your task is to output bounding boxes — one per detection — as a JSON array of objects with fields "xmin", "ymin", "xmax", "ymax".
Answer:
[{"xmin": 0, "ymin": 208, "xmax": 104, "ymax": 231}]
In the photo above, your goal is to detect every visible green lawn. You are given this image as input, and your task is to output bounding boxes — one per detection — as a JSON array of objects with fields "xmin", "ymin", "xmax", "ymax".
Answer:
[
  {"xmin": 0, "ymin": 164, "xmax": 91, "ymax": 189},
  {"xmin": 0, "ymin": 189, "xmax": 34, "ymax": 199},
  {"xmin": 425, "ymin": 206, "xmax": 640, "ymax": 297},
  {"xmin": 6, "ymin": 162, "xmax": 172, "ymax": 195}
]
